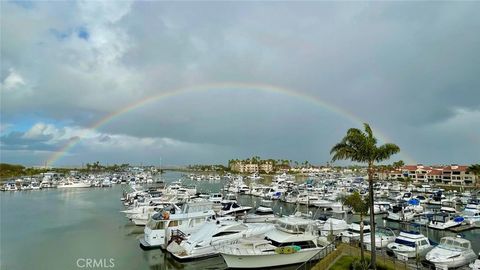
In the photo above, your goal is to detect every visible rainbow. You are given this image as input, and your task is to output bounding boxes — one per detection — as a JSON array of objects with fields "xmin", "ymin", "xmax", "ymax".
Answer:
[{"xmin": 47, "ymin": 82, "xmax": 416, "ymax": 166}]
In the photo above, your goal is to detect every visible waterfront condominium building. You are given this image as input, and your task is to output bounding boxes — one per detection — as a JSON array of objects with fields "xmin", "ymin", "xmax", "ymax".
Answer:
[
  {"xmin": 376, "ymin": 164, "xmax": 476, "ymax": 186},
  {"xmin": 229, "ymin": 161, "xmax": 274, "ymax": 173}
]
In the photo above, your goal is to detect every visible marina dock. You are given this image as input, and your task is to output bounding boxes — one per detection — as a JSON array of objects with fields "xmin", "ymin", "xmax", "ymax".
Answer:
[{"xmin": 449, "ymin": 223, "xmax": 480, "ymax": 233}]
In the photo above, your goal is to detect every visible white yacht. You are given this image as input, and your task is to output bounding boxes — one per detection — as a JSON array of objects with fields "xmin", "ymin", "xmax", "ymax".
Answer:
[
  {"xmin": 140, "ymin": 201, "xmax": 215, "ymax": 249},
  {"xmin": 219, "ymin": 202, "xmax": 253, "ymax": 217},
  {"xmin": 466, "ymin": 199, "xmax": 480, "ymax": 211},
  {"xmin": 101, "ymin": 178, "xmax": 112, "ymax": 187},
  {"xmin": 340, "ymin": 222, "xmax": 371, "ymax": 243},
  {"xmin": 463, "ymin": 208, "xmax": 480, "ymax": 224},
  {"xmin": 217, "ymin": 216, "xmax": 327, "ymax": 268},
  {"xmin": 428, "ymin": 213, "xmax": 465, "ymax": 230},
  {"xmin": 313, "ymin": 199, "xmax": 348, "ymax": 212},
  {"xmin": 320, "ymin": 211, "xmax": 348, "ymax": 237},
  {"xmin": 237, "ymin": 184, "xmax": 250, "ymax": 194},
  {"xmin": 264, "ymin": 187, "xmax": 285, "ymax": 200},
  {"xmin": 387, "ymin": 231, "xmax": 432, "ymax": 260},
  {"xmin": 167, "ymin": 219, "xmax": 274, "ymax": 261},
  {"xmin": 128, "ymin": 204, "xmax": 180, "ymax": 226},
  {"xmin": 244, "ymin": 206, "xmax": 277, "ymax": 223},
  {"xmin": 4, "ymin": 181, "xmax": 18, "ymax": 191},
  {"xmin": 364, "ymin": 228, "xmax": 396, "ymax": 251},
  {"xmin": 386, "ymin": 204, "xmax": 416, "ymax": 222},
  {"xmin": 31, "ymin": 181, "xmax": 41, "ymax": 190},
  {"xmin": 208, "ymin": 193, "xmax": 223, "ymax": 204},
  {"xmin": 57, "ymin": 180, "xmax": 91, "ymax": 188},
  {"xmin": 372, "ymin": 202, "xmax": 393, "ymax": 214},
  {"xmin": 297, "ymin": 193, "xmax": 319, "ymax": 206},
  {"xmin": 440, "ymin": 199, "xmax": 458, "ymax": 214},
  {"xmin": 426, "ymin": 236, "xmax": 477, "ymax": 269},
  {"xmin": 470, "ymin": 254, "xmax": 480, "ymax": 270},
  {"xmin": 122, "ymin": 203, "xmax": 170, "ymax": 219}
]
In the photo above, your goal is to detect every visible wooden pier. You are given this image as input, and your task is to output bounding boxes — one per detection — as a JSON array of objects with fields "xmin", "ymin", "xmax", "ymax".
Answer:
[{"xmin": 449, "ymin": 223, "xmax": 480, "ymax": 232}]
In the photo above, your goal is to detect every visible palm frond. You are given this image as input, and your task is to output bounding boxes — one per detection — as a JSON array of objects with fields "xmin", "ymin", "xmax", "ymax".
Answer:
[{"xmin": 375, "ymin": 143, "xmax": 400, "ymax": 162}]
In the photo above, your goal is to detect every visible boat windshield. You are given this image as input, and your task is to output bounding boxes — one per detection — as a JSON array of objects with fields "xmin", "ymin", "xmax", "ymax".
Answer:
[
  {"xmin": 255, "ymin": 210, "xmax": 273, "ymax": 215},
  {"xmin": 347, "ymin": 228, "xmax": 371, "ymax": 234},
  {"xmin": 146, "ymin": 220, "xmax": 165, "ymax": 230},
  {"xmin": 222, "ymin": 203, "xmax": 240, "ymax": 210},
  {"xmin": 440, "ymin": 238, "xmax": 470, "ymax": 249},
  {"xmin": 277, "ymin": 222, "xmax": 308, "ymax": 233},
  {"xmin": 394, "ymin": 238, "xmax": 416, "ymax": 247}
]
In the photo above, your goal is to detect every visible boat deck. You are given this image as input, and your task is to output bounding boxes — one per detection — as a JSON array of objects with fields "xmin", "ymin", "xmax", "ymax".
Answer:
[{"xmin": 449, "ymin": 223, "xmax": 480, "ymax": 232}]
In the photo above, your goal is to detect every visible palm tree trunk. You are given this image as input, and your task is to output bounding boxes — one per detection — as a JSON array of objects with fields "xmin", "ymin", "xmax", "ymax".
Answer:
[
  {"xmin": 360, "ymin": 214, "xmax": 365, "ymax": 266},
  {"xmin": 368, "ymin": 162, "xmax": 377, "ymax": 270}
]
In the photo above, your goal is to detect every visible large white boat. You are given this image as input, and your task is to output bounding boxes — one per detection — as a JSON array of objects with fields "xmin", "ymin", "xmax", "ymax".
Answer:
[
  {"xmin": 208, "ymin": 193, "xmax": 223, "ymax": 204},
  {"xmin": 128, "ymin": 203, "xmax": 180, "ymax": 226},
  {"xmin": 313, "ymin": 199, "xmax": 347, "ymax": 212},
  {"xmin": 217, "ymin": 216, "xmax": 327, "ymax": 269},
  {"xmin": 219, "ymin": 202, "xmax": 253, "ymax": 217},
  {"xmin": 466, "ymin": 199, "xmax": 480, "ymax": 211},
  {"xmin": 428, "ymin": 213, "xmax": 465, "ymax": 230},
  {"xmin": 387, "ymin": 231, "xmax": 432, "ymax": 260},
  {"xmin": 57, "ymin": 180, "xmax": 91, "ymax": 188},
  {"xmin": 320, "ymin": 211, "xmax": 348, "ymax": 237},
  {"xmin": 364, "ymin": 227, "xmax": 396, "ymax": 251},
  {"xmin": 340, "ymin": 222, "xmax": 371, "ymax": 243},
  {"xmin": 101, "ymin": 178, "xmax": 112, "ymax": 187},
  {"xmin": 470, "ymin": 253, "xmax": 480, "ymax": 270},
  {"xmin": 386, "ymin": 204, "xmax": 416, "ymax": 222},
  {"xmin": 371, "ymin": 202, "xmax": 393, "ymax": 214},
  {"xmin": 167, "ymin": 219, "xmax": 274, "ymax": 261},
  {"xmin": 3, "ymin": 181, "xmax": 18, "ymax": 191},
  {"xmin": 31, "ymin": 181, "xmax": 41, "ymax": 190},
  {"xmin": 244, "ymin": 206, "xmax": 277, "ymax": 223},
  {"xmin": 463, "ymin": 208, "xmax": 480, "ymax": 224},
  {"xmin": 426, "ymin": 236, "xmax": 477, "ymax": 269},
  {"xmin": 140, "ymin": 201, "xmax": 215, "ymax": 250}
]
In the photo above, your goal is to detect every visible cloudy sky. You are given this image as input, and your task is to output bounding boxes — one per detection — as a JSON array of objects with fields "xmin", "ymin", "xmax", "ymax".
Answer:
[{"xmin": 1, "ymin": 1, "xmax": 479, "ymax": 167}]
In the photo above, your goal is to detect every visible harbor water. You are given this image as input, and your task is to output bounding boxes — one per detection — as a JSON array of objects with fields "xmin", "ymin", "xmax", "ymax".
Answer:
[{"xmin": 1, "ymin": 171, "xmax": 479, "ymax": 270}]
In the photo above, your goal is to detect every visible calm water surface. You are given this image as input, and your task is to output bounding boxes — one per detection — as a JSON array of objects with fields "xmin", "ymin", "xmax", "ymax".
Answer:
[
  {"xmin": 1, "ymin": 172, "xmax": 226, "ymax": 270},
  {"xmin": 1, "ymin": 172, "xmax": 479, "ymax": 270}
]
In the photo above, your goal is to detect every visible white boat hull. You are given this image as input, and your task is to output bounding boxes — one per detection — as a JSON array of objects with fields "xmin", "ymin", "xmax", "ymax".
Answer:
[{"xmin": 220, "ymin": 248, "xmax": 321, "ymax": 268}]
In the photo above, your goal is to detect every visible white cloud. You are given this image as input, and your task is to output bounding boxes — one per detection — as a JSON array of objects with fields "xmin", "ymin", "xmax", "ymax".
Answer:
[
  {"xmin": 22, "ymin": 123, "xmax": 61, "ymax": 140},
  {"xmin": 21, "ymin": 122, "xmax": 198, "ymax": 153},
  {"xmin": 1, "ymin": 68, "xmax": 25, "ymax": 91}
]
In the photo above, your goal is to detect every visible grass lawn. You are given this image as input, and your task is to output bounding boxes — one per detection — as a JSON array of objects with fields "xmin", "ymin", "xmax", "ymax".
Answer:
[
  {"xmin": 330, "ymin": 255, "xmax": 356, "ymax": 270},
  {"xmin": 329, "ymin": 255, "xmax": 399, "ymax": 270}
]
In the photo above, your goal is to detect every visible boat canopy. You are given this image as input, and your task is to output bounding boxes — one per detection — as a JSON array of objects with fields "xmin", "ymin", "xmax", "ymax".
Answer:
[{"xmin": 439, "ymin": 237, "xmax": 471, "ymax": 249}]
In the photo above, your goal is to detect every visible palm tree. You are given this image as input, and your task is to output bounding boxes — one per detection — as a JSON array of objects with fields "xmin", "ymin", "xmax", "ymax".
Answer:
[
  {"xmin": 393, "ymin": 160, "xmax": 405, "ymax": 170},
  {"xmin": 330, "ymin": 123, "xmax": 400, "ymax": 269},
  {"xmin": 467, "ymin": 164, "xmax": 480, "ymax": 186},
  {"xmin": 342, "ymin": 192, "xmax": 369, "ymax": 268}
]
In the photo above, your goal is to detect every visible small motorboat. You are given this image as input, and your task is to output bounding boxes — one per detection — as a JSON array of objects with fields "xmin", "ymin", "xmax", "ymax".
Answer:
[
  {"xmin": 428, "ymin": 212, "xmax": 465, "ymax": 230},
  {"xmin": 387, "ymin": 231, "xmax": 433, "ymax": 260},
  {"xmin": 426, "ymin": 236, "xmax": 477, "ymax": 269}
]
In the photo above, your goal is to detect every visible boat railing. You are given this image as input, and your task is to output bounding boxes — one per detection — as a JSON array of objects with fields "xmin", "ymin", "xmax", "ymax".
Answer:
[
  {"xmin": 216, "ymin": 239, "xmax": 270, "ymax": 256},
  {"xmin": 295, "ymin": 239, "xmax": 338, "ymax": 270},
  {"xmin": 169, "ymin": 229, "xmax": 187, "ymax": 244}
]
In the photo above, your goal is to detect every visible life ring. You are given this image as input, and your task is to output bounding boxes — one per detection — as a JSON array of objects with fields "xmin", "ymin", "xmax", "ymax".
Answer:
[{"xmin": 275, "ymin": 246, "xmax": 300, "ymax": 254}]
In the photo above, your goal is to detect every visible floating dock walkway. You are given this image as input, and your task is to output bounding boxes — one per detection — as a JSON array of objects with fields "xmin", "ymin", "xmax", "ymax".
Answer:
[{"xmin": 449, "ymin": 223, "xmax": 480, "ymax": 232}]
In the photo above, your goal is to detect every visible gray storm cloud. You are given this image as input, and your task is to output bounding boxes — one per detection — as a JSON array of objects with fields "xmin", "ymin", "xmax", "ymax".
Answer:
[{"xmin": 1, "ymin": 1, "xmax": 479, "ymax": 166}]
